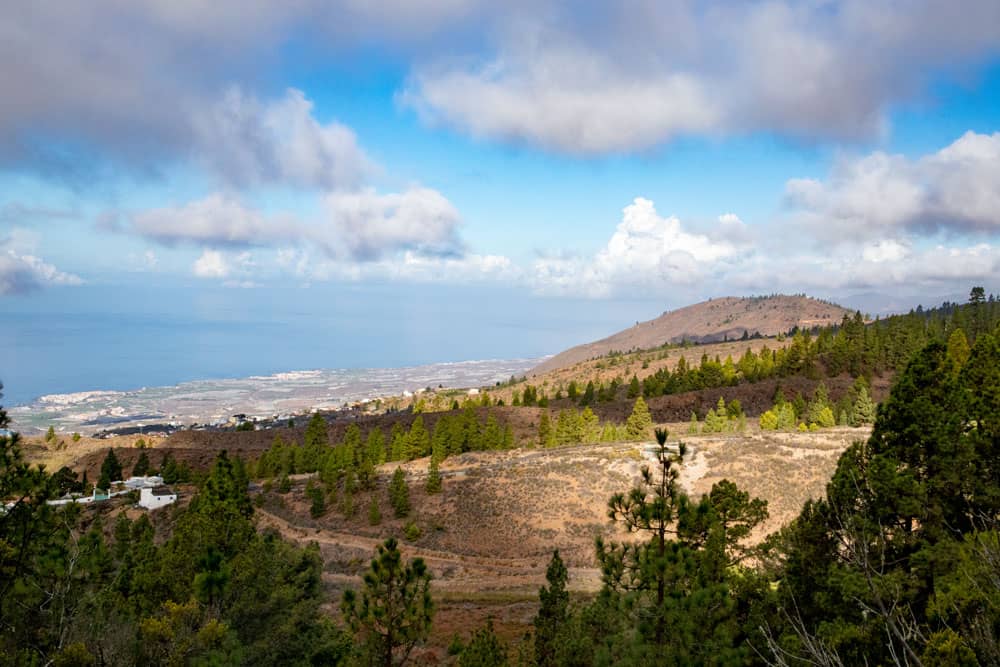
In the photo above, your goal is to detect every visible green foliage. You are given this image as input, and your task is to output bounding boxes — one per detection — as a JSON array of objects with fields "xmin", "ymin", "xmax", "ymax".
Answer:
[
  {"xmin": 587, "ymin": 426, "xmax": 769, "ymax": 662},
  {"xmin": 538, "ymin": 411, "xmax": 555, "ymax": 448},
  {"xmin": 389, "ymin": 467, "xmax": 410, "ymax": 518},
  {"xmin": 45, "ymin": 425, "xmax": 56, "ymax": 442},
  {"xmin": 624, "ymin": 396, "xmax": 652, "ymax": 440},
  {"xmin": 425, "ymin": 457, "xmax": 442, "ymax": 494},
  {"xmin": 307, "ymin": 480, "xmax": 326, "ymax": 518},
  {"xmin": 341, "ymin": 537, "xmax": 433, "ymax": 666},
  {"xmin": 404, "ymin": 522, "xmax": 421, "ymax": 541},
  {"xmin": 368, "ymin": 497, "xmax": 382, "ymax": 526},
  {"xmin": 98, "ymin": 447, "xmax": 123, "ymax": 489},
  {"xmin": 1, "ymin": 440, "xmax": 349, "ymax": 665},
  {"xmin": 769, "ymin": 333, "xmax": 1000, "ymax": 664},
  {"xmin": 851, "ymin": 382, "xmax": 876, "ymax": 425},
  {"xmin": 534, "ymin": 550, "xmax": 568, "ymax": 667},
  {"xmin": 71, "ymin": 432, "xmax": 81, "ymax": 442},
  {"xmin": 758, "ymin": 409, "xmax": 778, "ymax": 430},
  {"xmin": 132, "ymin": 449, "xmax": 150, "ymax": 477},
  {"xmin": 459, "ymin": 619, "xmax": 508, "ymax": 667}
]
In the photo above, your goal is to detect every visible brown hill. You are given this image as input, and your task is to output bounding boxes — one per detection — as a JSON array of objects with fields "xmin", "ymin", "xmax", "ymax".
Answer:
[{"xmin": 532, "ymin": 295, "xmax": 851, "ymax": 374}]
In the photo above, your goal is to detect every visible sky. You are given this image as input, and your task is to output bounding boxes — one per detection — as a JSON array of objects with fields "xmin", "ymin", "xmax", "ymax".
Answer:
[{"xmin": 2, "ymin": 1, "xmax": 1000, "ymax": 400}]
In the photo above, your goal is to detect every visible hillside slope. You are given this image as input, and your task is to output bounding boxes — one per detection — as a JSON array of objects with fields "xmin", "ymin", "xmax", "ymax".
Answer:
[{"xmin": 533, "ymin": 295, "xmax": 851, "ymax": 374}]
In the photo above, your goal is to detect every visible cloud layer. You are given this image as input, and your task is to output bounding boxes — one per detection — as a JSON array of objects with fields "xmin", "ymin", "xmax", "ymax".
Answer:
[
  {"xmin": 403, "ymin": 1, "xmax": 1000, "ymax": 153},
  {"xmin": 787, "ymin": 131, "xmax": 1000, "ymax": 240},
  {"xmin": 4, "ymin": 1, "xmax": 999, "ymax": 168}
]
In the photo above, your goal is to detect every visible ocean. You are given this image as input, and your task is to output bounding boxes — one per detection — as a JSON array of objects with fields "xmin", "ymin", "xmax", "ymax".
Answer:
[{"xmin": 2, "ymin": 282, "xmax": 658, "ymax": 433}]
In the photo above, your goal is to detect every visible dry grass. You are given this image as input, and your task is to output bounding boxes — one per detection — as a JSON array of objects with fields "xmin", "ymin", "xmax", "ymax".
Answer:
[{"xmin": 255, "ymin": 428, "xmax": 867, "ymax": 654}]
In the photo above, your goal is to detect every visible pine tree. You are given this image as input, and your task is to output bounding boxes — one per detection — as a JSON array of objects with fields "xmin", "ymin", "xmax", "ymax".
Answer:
[
  {"xmin": 389, "ymin": 467, "xmax": 410, "ymax": 518},
  {"xmin": 132, "ymin": 450, "xmax": 150, "ymax": 477},
  {"xmin": 366, "ymin": 427, "xmax": 387, "ymax": 466},
  {"xmin": 405, "ymin": 416, "xmax": 430, "ymax": 461},
  {"xmin": 426, "ymin": 458, "xmax": 442, "ymax": 494},
  {"xmin": 688, "ymin": 411, "xmax": 700, "ymax": 434},
  {"xmin": 98, "ymin": 448, "xmax": 123, "ymax": 489},
  {"xmin": 625, "ymin": 396, "xmax": 653, "ymax": 440},
  {"xmin": 759, "ymin": 409, "xmax": 779, "ymax": 430},
  {"xmin": 538, "ymin": 412, "xmax": 555, "ymax": 448},
  {"xmin": 460, "ymin": 619, "xmax": 507, "ymax": 667},
  {"xmin": 341, "ymin": 537, "xmax": 433, "ymax": 667},
  {"xmin": 534, "ymin": 550, "xmax": 568, "ymax": 667},
  {"xmin": 627, "ymin": 375, "xmax": 641, "ymax": 399},
  {"xmin": 368, "ymin": 497, "xmax": 382, "ymax": 526},
  {"xmin": 852, "ymin": 385, "xmax": 876, "ymax": 425}
]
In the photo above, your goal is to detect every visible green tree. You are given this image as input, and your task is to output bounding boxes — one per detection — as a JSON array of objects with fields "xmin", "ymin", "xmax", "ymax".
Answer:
[
  {"xmin": 98, "ymin": 448, "xmax": 123, "ymax": 490},
  {"xmin": 132, "ymin": 449, "xmax": 150, "ymax": 477},
  {"xmin": 342, "ymin": 537, "xmax": 433, "ymax": 667},
  {"xmin": 389, "ymin": 468, "xmax": 410, "ymax": 518},
  {"xmin": 368, "ymin": 497, "xmax": 383, "ymax": 526},
  {"xmin": 624, "ymin": 396, "xmax": 653, "ymax": 440},
  {"xmin": 425, "ymin": 458, "xmax": 442, "ymax": 494},
  {"xmin": 627, "ymin": 375, "xmax": 641, "ymax": 399},
  {"xmin": 307, "ymin": 480, "xmax": 326, "ymax": 518},
  {"xmin": 759, "ymin": 410, "xmax": 778, "ymax": 430},
  {"xmin": 538, "ymin": 412, "xmax": 555, "ymax": 448},
  {"xmin": 534, "ymin": 550, "xmax": 568, "ymax": 667},
  {"xmin": 405, "ymin": 416, "xmax": 430, "ymax": 461},
  {"xmin": 851, "ymin": 384, "xmax": 876, "ymax": 425},
  {"xmin": 459, "ymin": 619, "xmax": 507, "ymax": 667}
]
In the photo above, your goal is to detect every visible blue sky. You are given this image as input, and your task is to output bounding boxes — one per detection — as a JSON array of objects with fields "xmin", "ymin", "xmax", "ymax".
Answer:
[{"xmin": 2, "ymin": 1, "xmax": 1000, "ymax": 398}]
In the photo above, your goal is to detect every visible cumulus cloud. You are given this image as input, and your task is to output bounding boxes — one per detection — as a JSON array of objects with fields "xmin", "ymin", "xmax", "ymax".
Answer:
[
  {"xmin": 192, "ymin": 250, "xmax": 231, "ymax": 279},
  {"xmin": 191, "ymin": 249, "xmax": 256, "ymax": 281},
  {"xmin": 194, "ymin": 88, "xmax": 373, "ymax": 190},
  {"xmin": 324, "ymin": 186, "xmax": 464, "ymax": 260},
  {"xmin": 129, "ymin": 184, "xmax": 466, "ymax": 262},
  {"xmin": 786, "ymin": 131, "xmax": 1000, "ymax": 240},
  {"xmin": 403, "ymin": 42, "xmax": 718, "ymax": 153},
  {"xmin": 0, "ymin": 240, "xmax": 83, "ymax": 295},
  {"xmin": 130, "ymin": 194, "xmax": 297, "ymax": 248},
  {"xmin": 403, "ymin": 1, "xmax": 1000, "ymax": 153},
  {"xmin": 533, "ymin": 198, "xmax": 737, "ymax": 296}
]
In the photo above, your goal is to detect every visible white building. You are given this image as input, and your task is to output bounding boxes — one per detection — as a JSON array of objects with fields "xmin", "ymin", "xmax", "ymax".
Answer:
[{"xmin": 139, "ymin": 486, "xmax": 177, "ymax": 510}]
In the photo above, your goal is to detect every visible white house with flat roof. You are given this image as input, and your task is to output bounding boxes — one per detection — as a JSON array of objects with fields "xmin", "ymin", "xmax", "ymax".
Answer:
[{"xmin": 139, "ymin": 485, "xmax": 177, "ymax": 510}]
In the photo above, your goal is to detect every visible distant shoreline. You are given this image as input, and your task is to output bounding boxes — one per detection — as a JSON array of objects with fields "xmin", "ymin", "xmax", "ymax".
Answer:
[{"xmin": 8, "ymin": 357, "xmax": 544, "ymax": 436}]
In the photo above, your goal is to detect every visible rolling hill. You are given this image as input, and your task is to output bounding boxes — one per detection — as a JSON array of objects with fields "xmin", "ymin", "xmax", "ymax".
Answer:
[{"xmin": 532, "ymin": 294, "xmax": 853, "ymax": 374}]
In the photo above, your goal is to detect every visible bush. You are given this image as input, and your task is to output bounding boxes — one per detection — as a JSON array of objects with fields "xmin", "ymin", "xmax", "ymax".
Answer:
[{"xmin": 404, "ymin": 522, "xmax": 421, "ymax": 541}]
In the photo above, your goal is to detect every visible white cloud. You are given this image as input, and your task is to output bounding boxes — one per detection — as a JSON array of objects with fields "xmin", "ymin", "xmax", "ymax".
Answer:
[
  {"xmin": 0, "ymin": 243, "xmax": 82, "ymax": 295},
  {"xmin": 403, "ymin": 42, "xmax": 719, "ymax": 153},
  {"xmin": 786, "ymin": 131, "xmax": 1000, "ymax": 240},
  {"xmin": 131, "ymin": 183, "xmax": 467, "ymax": 263},
  {"xmin": 0, "ymin": 2, "xmax": 480, "ymax": 176},
  {"xmin": 324, "ymin": 186, "xmax": 464, "ymax": 260},
  {"xmin": 131, "ymin": 194, "xmax": 296, "ymax": 248},
  {"xmin": 195, "ymin": 87, "xmax": 374, "ymax": 190},
  {"xmin": 533, "ymin": 197, "xmax": 737, "ymax": 296},
  {"xmin": 402, "ymin": 1, "xmax": 1000, "ymax": 153},
  {"xmin": 192, "ymin": 249, "xmax": 231, "ymax": 279}
]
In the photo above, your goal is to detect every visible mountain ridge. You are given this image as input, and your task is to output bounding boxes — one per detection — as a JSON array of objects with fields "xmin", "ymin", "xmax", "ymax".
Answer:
[{"xmin": 531, "ymin": 294, "xmax": 853, "ymax": 374}]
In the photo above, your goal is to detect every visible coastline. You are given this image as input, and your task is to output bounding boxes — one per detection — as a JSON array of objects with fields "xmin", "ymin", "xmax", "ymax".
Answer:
[{"xmin": 8, "ymin": 357, "xmax": 544, "ymax": 437}]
